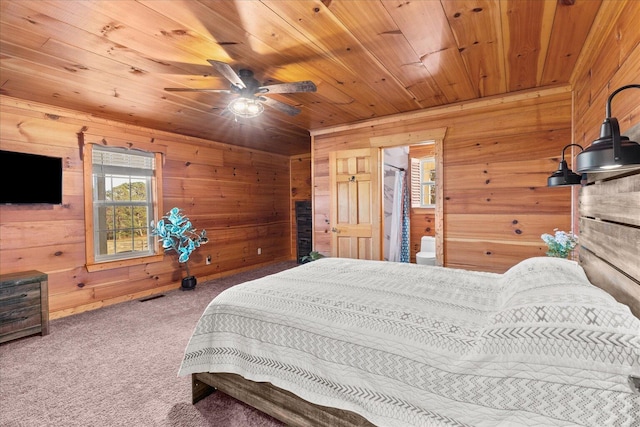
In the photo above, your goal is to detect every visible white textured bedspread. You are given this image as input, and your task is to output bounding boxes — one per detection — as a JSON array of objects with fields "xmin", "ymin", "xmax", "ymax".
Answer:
[{"xmin": 179, "ymin": 257, "xmax": 640, "ymax": 426}]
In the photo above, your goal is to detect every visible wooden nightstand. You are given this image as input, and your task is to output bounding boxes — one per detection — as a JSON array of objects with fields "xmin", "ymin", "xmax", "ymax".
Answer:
[{"xmin": 0, "ymin": 270, "xmax": 49, "ymax": 344}]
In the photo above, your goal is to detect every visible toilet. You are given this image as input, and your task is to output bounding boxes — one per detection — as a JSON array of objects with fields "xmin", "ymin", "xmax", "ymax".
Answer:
[{"xmin": 416, "ymin": 236, "xmax": 436, "ymax": 266}]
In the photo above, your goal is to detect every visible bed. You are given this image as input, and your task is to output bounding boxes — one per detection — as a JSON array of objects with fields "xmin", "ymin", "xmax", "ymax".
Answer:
[{"xmin": 178, "ymin": 256, "xmax": 640, "ymax": 426}]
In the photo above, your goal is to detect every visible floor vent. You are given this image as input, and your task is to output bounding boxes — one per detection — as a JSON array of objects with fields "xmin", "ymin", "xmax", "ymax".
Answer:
[{"xmin": 139, "ymin": 294, "xmax": 165, "ymax": 302}]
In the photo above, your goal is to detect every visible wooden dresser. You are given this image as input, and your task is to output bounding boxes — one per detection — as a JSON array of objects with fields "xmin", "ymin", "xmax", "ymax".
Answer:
[{"xmin": 0, "ymin": 270, "xmax": 49, "ymax": 344}]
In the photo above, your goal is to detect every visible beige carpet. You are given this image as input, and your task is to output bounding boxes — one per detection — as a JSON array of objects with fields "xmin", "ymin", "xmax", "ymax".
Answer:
[{"xmin": 0, "ymin": 262, "xmax": 298, "ymax": 427}]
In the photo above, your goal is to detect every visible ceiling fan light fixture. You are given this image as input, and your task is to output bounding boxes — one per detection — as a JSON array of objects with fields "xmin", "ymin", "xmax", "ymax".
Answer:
[
  {"xmin": 228, "ymin": 97, "xmax": 264, "ymax": 118},
  {"xmin": 165, "ymin": 60, "xmax": 316, "ymax": 118}
]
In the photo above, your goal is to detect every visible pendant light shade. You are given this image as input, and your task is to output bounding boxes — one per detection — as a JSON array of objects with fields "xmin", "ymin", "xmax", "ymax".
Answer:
[
  {"xmin": 575, "ymin": 84, "xmax": 640, "ymax": 173},
  {"xmin": 547, "ymin": 144, "xmax": 585, "ymax": 187}
]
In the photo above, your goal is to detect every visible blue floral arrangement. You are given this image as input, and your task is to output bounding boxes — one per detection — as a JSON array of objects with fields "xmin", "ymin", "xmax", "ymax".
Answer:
[
  {"xmin": 541, "ymin": 229, "xmax": 577, "ymax": 258},
  {"xmin": 150, "ymin": 207, "xmax": 207, "ymax": 278}
]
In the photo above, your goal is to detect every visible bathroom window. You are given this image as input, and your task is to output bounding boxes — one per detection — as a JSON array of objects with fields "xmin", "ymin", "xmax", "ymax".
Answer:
[{"xmin": 411, "ymin": 157, "xmax": 436, "ymax": 208}]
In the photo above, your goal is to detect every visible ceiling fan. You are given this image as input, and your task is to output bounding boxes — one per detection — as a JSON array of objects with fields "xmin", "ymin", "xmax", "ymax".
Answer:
[{"xmin": 164, "ymin": 60, "xmax": 317, "ymax": 118}]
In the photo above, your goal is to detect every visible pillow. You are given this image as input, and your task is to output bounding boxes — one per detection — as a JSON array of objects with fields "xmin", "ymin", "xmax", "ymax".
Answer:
[{"xmin": 497, "ymin": 256, "xmax": 591, "ymax": 309}]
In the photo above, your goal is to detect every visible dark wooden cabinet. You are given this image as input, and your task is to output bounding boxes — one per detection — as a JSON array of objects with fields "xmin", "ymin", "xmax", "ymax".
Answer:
[
  {"xmin": 0, "ymin": 270, "xmax": 49, "ymax": 344},
  {"xmin": 295, "ymin": 200, "xmax": 312, "ymax": 263}
]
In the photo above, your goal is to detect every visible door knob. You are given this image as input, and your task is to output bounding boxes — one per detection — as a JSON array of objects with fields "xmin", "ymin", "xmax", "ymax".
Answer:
[{"xmin": 331, "ymin": 227, "xmax": 340, "ymax": 234}]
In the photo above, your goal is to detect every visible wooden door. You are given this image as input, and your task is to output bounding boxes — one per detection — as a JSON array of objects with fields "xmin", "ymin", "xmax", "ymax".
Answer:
[{"xmin": 329, "ymin": 148, "xmax": 381, "ymax": 259}]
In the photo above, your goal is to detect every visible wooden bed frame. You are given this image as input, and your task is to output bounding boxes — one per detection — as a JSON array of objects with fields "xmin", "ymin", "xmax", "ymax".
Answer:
[
  {"xmin": 191, "ymin": 168, "xmax": 640, "ymax": 426},
  {"xmin": 192, "ymin": 372, "xmax": 374, "ymax": 426},
  {"xmin": 578, "ymin": 170, "xmax": 640, "ymax": 319}
]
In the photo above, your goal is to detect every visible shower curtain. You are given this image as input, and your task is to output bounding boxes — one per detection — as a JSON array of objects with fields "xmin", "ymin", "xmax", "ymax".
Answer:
[{"xmin": 388, "ymin": 170, "xmax": 410, "ymax": 262}]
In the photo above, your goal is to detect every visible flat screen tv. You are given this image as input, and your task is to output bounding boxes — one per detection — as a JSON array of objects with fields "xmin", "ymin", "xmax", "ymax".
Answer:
[{"xmin": 0, "ymin": 150, "xmax": 63, "ymax": 204}]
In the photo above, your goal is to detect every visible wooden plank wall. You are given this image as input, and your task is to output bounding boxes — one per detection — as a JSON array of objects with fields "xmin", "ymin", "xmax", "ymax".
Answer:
[
  {"xmin": 0, "ymin": 96, "xmax": 294, "ymax": 319},
  {"xmin": 571, "ymin": 0, "xmax": 640, "ymax": 317},
  {"xmin": 312, "ymin": 86, "xmax": 573, "ymax": 273}
]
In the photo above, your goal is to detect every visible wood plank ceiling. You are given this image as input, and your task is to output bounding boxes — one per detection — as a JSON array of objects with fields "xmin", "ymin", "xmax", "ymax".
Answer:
[{"xmin": 0, "ymin": 0, "xmax": 602, "ymax": 155}]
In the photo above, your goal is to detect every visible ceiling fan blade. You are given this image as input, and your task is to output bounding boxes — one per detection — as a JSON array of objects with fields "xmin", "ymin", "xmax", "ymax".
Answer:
[
  {"xmin": 259, "ymin": 81, "xmax": 317, "ymax": 94},
  {"xmin": 259, "ymin": 96, "xmax": 301, "ymax": 116},
  {"xmin": 164, "ymin": 88, "xmax": 232, "ymax": 93},
  {"xmin": 207, "ymin": 60, "xmax": 246, "ymax": 89},
  {"xmin": 216, "ymin": 107, "xmax": 233, "ymax": 117}
]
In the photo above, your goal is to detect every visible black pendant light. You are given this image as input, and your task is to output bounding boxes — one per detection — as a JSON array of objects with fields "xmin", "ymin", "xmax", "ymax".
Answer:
[
  {"xmin": 576, "ymin": 84, "xmax": 640, "ymax": 173},
  {"xmin": 547, "ymin": 144, "xmax": 585, "ymax": 187}
]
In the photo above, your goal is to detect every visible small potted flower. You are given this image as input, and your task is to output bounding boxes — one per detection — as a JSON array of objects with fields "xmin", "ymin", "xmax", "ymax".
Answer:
[
  {"xmin": 541, "ymin": 229, "xmax": 578, "ymax": 259},
  {"xmin": 151, "ymin": 207, "xmax": 208, "ymax": 290}
]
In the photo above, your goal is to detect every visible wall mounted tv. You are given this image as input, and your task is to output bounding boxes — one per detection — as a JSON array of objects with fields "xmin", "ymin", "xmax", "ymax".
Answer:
[{"xmin": 0, "ymin": 150, "xmax": 63, "ymax": 204}]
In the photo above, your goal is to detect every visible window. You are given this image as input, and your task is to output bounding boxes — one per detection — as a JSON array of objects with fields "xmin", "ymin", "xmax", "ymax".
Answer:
[
  {"xmin": 411, "ymin": 156, "xmax": 436, "ymax": 208},
  {"xmin": 84, "ymin": 145, "xmax": 163, "ymax": 271}
]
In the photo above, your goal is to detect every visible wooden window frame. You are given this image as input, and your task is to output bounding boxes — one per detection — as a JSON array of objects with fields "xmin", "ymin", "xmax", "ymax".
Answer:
[
  {"xmin": 411, "ymin": 156, "xmax": 436, "ymax": 208},
  {"xmin": 83, "ymin": 143, "xmax": 164, "ymax": 272}
]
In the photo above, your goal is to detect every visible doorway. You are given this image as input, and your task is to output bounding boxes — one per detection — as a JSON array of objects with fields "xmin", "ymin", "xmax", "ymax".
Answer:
[
  {"xmin": 383, "ymin": 141, "xmax": 438, "ymax": 264},
  {"xmin": 327, "ymin": 128, "xmax": 446, "ymax": 264}
]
